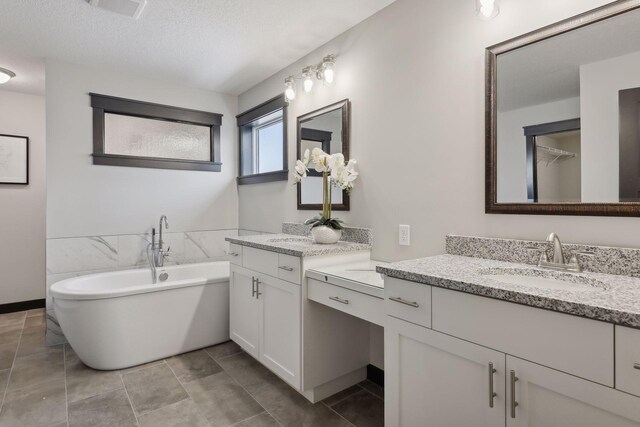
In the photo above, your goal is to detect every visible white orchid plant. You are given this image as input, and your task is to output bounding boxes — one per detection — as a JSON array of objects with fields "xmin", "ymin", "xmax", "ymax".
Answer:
[{"xmin": 293, "ymin": 148, "xmax": 358, "ymax": 230}]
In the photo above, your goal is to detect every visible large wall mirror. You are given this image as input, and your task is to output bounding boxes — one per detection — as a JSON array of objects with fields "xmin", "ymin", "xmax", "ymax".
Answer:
[
  {"xmin": 297, "ymin": 99, "xmax": 350, "ymax": 210},
  {"xmin": 487, "ymin": 1, "xmax": 640, "ymax": 216}
]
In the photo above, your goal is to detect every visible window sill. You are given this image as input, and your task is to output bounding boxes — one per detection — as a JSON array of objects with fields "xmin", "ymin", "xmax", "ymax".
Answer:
[
  {"xmin": 92, "ymin": 153, "xmax": 222, "ymax": 172},
  {"xmin": 237, "ymin": 170, "xmax": 289, "ymax": 185}
]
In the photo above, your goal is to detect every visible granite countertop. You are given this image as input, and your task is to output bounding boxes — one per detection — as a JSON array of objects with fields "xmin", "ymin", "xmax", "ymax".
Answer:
[
  {"xmin": 377, "ymin": 254, "xmax": 640, "ymax": 328},
  {"xmin": 226, "ymin": 234, "xmax": 371, "ymax": 257}
]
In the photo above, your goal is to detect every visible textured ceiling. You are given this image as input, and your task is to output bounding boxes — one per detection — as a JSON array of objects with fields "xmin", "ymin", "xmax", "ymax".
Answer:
[
  {"xmin": 0, "ymin": 0, "xmax": 396, "ymax": 95},
  {"xmin": 498, "ymin": 7, "xmax": 640, "ymax": 112}
]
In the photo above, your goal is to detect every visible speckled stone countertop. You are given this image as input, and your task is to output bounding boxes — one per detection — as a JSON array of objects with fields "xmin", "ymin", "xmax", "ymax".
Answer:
[
  {"xmin": 226, "ymin": 234, "xmax": 371, "ymax": 257},
  {"xmin": 377, "ymin": 254, "xmax": 640, "ymax": 328}
]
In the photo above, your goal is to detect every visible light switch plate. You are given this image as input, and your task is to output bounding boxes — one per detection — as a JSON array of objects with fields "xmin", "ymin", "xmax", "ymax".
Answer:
[{"xmin": 399, "ymin": 224, "xmax": 410, "ymax": 246}]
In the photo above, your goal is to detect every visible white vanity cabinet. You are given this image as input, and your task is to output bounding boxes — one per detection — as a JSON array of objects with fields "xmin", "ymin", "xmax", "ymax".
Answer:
[
  {"xmin": 506, "ymin": 356, "xmax": 640, "ymax": 427},
  {"xmin": 230, "ymin": 263, "xmax": 301, "ymax": 389},
  {"xmin": 228, "ymin": 242, "xmax": 373, "ymax": 401},
  {"xmin": 384, "ymin": 277, "xmax": 640, "ymax": 427},
  {"xmin": 229, "ymin": 267, "xmax": 261, "ymax": 358},
  {"xmin": 385, "ymin": 316, "xmax": 506, "ymax": 427}
]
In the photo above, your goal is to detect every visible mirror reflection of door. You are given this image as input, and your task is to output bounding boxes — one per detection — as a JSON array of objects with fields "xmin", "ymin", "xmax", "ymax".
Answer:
[
  {"xmin": 619, "ymin": 87, "xmax": 640, "ymax": 202},
  {"xmin": 297, "ymin": 105, "xmax": 349, "ymax": 209},
  {"xmin": 525, "ymin": 119, "xmax": 581, "ymax": 203}
]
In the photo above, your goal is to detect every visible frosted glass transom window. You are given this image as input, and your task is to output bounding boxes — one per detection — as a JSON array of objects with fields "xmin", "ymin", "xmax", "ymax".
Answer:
[
  {"xmin": 91, "ymin": 93, "xmax": 222, "ymax": 172},
  {"xmin": 104, "ymin": 114, "xmax": 211, "ymax": 161}
]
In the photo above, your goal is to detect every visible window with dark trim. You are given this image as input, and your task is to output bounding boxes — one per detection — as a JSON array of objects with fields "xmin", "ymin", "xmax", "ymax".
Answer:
[
  {"xmin": 90, "ymin": 93, "xmax": 223, "ymax": 172},
  {"xmin": 236, "ymin": 95, "xmax": 288, "ymax": 185}
]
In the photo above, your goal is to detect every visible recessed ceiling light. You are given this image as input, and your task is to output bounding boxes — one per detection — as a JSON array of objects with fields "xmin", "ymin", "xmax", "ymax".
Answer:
[{"xmin": 0, "ymin": 67, "xmax": 16, "ymax": 84}]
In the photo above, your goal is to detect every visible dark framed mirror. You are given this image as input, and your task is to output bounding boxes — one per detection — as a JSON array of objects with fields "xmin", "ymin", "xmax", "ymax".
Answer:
[
  {"xmin": 486, "ymin": 1, "xmax": 640, "ymax": 216},
  {"xmin": 297, "ymin": 99, "xmax": 350, "ymax": 211}
]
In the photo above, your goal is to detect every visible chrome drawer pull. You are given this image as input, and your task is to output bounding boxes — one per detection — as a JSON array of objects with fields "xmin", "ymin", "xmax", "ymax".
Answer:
[
  {"xmin": 634, "ymin": 363, "xmax": 640, "ymax": 371},
  {"xmin": 227, "ymin": 252, "xmax": 239, "ymax": 257},
  {"xmin": 278, "ymin": 266, "xmax": 294, "ymax": 272},
  {"xmin": 488, "ymin": 362, "xmax": 497, "ymax": 408},
  {"xmin": 389, "ymin": 296, "xmax": 419, "ymax": 308},
  {"xmin": 510, "ymin": 370, "xmax": 519, "ymax": 419},
  {"xmin": 251, "ymin": 277, "xmax": 257, "ymax": 297},
  {"xmin": 329, "ymin": 296, "xmax": 349, "ymax": 305},
  {"xmin": 255, "ymin": 279, "xmax": 262, "ymax": 299}
]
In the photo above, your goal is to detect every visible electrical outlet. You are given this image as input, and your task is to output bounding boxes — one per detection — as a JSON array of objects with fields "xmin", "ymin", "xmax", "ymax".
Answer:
[{"xmin": 399, "ymin": 224, "xmax": 410, "ymax": 246}]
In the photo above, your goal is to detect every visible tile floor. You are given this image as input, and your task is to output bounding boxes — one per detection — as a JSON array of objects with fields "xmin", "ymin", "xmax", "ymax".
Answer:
[{"xmin": 0, "ymin": 310, "xmax": 384, "ymax": 427}]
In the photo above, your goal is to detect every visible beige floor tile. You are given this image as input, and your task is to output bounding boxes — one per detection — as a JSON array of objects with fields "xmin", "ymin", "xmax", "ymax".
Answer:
[
  {"xmin": 0, "ymin": 378, "xmax": 67, "ymax": 427},
  {"xmin": 233, "ymin": 412, "xmax": 281, "ymax": 427},
  {"xmin": 184, "ymin": 371, "xmax": 264, "ymax": 427},
  {"xmin": 219, "ymin": 353, "xmax": 351, "ymax": 427},
  {"xmin": 68, "ymin": 388, "xmax": 137, "ymax": 427},
  {"xmin": 24, "ymin": 315, "xmax": 46, "ymax": 328},
  {"xmin": 322, "ymin": 385, "xmax": 362, "ymax": 406},
  {"xmin": 122, "ymin": 362, "xmax": 188, "ymax": 414},
  {"xmin": 0, "ymin": 341, "xmax": 18, "ymax": 371},
  {"xmin": 65, "ymin": 347, "xmax": 123, "ymax": 403},
  {"xmin": 0, "ymin": 312, "xmax": 26, "ymax": 329},
  {"xmin": 204, "ymin": 340, "xmax": 243, "ymax": 361},
  {"xmin": 16, "ymin": 325, "xmax": 49, "ymax": 357},
  {"xmin": 166, "ymin": 349, "xmax": 223, "ymax": 383},
  {"xmin": 358, "ymin": 380, "xmax": 384, "ymax": 399},
  {"xmin": 8, "ymin": 347, "xmax": 64, "ymax": 391},
  {"xmin": 137, "ymin": 398, "xmax": 209, "ymax": 427},
  {"xmin": 26, "ymin": 308, "xmax": 45, "ymax": 318},
  {"xmin": 330, "ymin": 388, "xmax": 384, "ymax": 427}
]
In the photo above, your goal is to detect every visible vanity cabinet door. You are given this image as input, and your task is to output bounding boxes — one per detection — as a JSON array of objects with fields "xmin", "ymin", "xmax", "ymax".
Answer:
[
  {"xmin": 229, "ymin": 266, "xmax": 260, "ymax": 359},
  {"xmin": 506, "ymin": 356, "xmax": 640, "ymax": 427},
  {"xmin": 385, "ymin": 316, "xmax": 505, "ymax": 427},
  {"xmin": 257, "ymin": 274, "xmax": 301, "ymax": 390}
]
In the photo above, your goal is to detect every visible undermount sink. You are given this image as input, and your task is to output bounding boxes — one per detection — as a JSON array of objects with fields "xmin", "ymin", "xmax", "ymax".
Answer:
[{"xmin": 478, "ymin": 268, "xmax": 609, "ymax": 291}]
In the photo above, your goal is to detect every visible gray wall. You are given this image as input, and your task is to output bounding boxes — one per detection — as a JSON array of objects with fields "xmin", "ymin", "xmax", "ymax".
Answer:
[
  {"xmin": 0, "ymin": 90, "xmax": 46, "ymax": 304},
  {"xmin": 46, "ymin": 60, "xmax": 239, "ymax": 239},
  {"xmin": 236, "ymin": 0, "xmax": 636, "ymax": 262}
]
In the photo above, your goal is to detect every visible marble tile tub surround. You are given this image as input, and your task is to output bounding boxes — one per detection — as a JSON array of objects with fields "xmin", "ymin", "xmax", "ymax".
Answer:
[
  {"xmin": 446, "ymin": 235, "xmax": 640, "ymax": 278},
  {"xmin": 282, "ymin": 222, "xmax": 373, "ymax": 245},
  {"xmin": 377, "ymin": 254, "xmax": 640, "ymax": 328}
]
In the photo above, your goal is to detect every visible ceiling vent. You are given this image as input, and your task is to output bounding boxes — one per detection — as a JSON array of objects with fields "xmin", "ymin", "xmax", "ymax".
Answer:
[{"xmin": 88, "ymin": 0, "xmax": 147, "ymax": 19}]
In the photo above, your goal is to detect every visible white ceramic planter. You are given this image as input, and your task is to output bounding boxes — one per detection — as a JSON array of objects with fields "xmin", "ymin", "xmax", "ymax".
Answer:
[{"xmin": 311, "ymin": 226, "xmax": 342, "ymax": 244}]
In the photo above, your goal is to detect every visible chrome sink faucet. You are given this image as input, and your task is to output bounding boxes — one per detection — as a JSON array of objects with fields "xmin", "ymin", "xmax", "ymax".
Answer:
[
  {"xmin": 529, "ymin": 232, "xmax": 594, "ymax": 273},
  {"xmin": 547, "ymin": 232, "xmax": 565, "ymax": 265}
]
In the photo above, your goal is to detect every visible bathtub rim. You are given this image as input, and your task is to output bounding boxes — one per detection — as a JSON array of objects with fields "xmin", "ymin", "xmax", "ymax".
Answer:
[{"xmin": 50, "ymin": 261, "xmax": 230, "ymax": 301}]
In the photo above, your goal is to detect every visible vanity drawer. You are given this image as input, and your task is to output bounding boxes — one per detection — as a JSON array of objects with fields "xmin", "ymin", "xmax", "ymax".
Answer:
[
  {"xmin": 616, "ymin": 326, "xmax": 640, "ymax": 397},
  {"xmin": 432, "ymin": 287, "xmax": 614, "ymax": 386},
  {"xmin": 228, "ymin": 243, "xmax": 243, "ymax": 266},
  {"xmin": 243, "ymin": 247, "xmax": 278, "ymax": 277},
  {"xmin": 308, "ymin": 278, "xmax": 385, "ymax": 326},
  {"xmin": 277, "ymin": 253, "xmax": 301, "ymax": 284},
  {"xmin": 384, "ymin": 277, "xmax": 432, "ymax": 328}
]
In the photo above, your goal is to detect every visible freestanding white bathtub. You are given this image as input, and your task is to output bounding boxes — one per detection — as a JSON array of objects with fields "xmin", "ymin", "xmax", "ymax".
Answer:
[{"xmin": 50, "ymin": 261, "xmax": 230, "ymax": 370}]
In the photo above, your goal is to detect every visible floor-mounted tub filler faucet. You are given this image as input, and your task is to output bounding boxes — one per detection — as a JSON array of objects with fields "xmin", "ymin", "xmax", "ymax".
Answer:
[{"xmin": 148, "ymin": 215, "xmax": 170, "ymax": 283}]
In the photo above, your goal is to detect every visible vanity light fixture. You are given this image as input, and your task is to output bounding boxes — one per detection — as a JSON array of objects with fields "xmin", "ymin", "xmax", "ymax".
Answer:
[
  {"xmin": 284, "ymin": 76, "xmax": 297, "ymax": 102},
  {"xmin": 321, "ymin": 55, "xmax": 336, "ymax": 85},
  {"xmin": 302, "ymin": 66, "xmax": 314, "ymax": 93},
  {"xmin": 0, "ymin": 67, "xmax": 16, "ymax": 84},
  {"xmin": 477, "ymin": 0, "xmax": 500, "ymax": 20},
  {"xmin": 283, "ymin": 54, "xmax": 337, "ymax": 102}
]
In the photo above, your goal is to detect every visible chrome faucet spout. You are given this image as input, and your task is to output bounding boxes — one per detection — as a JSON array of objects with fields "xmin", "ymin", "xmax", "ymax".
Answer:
[
  {"xmin": 159, "ymin": 215, "xmax": 169, "ymax": 251},
  {"xmin": 546, "ymin": 232, "xmax": 565, "ymax": 264}
]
